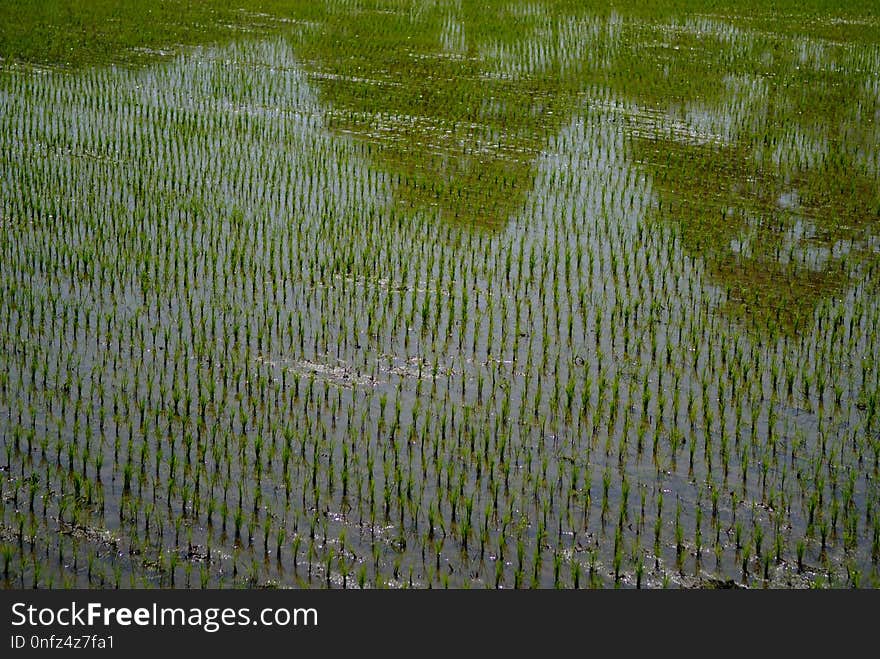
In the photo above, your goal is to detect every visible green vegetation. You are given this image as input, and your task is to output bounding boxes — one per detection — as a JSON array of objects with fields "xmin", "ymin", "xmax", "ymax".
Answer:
[{"xmin": 1, "ymin": 1, "xmax": 878, "ymax": 589}]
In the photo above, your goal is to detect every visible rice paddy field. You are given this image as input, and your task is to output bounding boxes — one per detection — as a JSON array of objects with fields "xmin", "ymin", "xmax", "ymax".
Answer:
[{"xmin": 1, "ymin": 0, "xmax": 879, "ymax": 589}]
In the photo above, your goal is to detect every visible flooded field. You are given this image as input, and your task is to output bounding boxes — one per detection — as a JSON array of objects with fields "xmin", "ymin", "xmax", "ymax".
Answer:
[{"xmin": 1, "ymin": 1, "xmax": 879, "ymax": 588}]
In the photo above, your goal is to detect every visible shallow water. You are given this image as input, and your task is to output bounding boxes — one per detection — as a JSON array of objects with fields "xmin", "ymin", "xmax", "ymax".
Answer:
[{"xmin": 1, "ymin": 1, "xmax": 878, "ymax": 588}]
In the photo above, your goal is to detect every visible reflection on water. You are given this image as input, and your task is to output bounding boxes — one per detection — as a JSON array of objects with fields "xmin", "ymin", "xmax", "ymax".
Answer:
[
  {"xmin": 2, "ymin": 1, "xmax": 876, "ymax": 328},
  {"xmin": 285, "ymin": 2, "xmax": 880, "ymax": 331}
]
